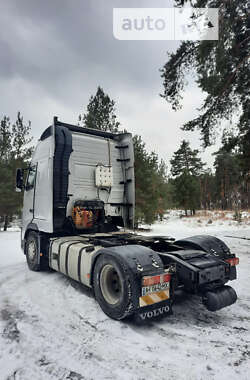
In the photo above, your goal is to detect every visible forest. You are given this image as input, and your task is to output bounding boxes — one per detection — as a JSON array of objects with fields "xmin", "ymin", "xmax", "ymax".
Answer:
[
  {"xmin": 0, "ymin": 88, "xmax": 248, "ymax": 230},
  {"xmin": 0, "ymin": 0, "xmax": 249, "ymax": 229}
]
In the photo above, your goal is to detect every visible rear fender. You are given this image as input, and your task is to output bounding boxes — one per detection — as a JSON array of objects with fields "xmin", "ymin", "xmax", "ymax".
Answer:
[
  {"xmin": 91, "ymin": 244, "xmax": 164, "ymax": 282},
  {"xmin": 175, "ymin": 235, "xmax": 231, "ymax": 259},
  {"xmin": 175, "ymin": 235, "xmax": 237, "ymax": 281}
]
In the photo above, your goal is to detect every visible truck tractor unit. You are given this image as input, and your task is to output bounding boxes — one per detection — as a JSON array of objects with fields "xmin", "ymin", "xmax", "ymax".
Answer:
[{"xmin": 16, "ymin": 117, "xmax": 239, "ymax": 321}]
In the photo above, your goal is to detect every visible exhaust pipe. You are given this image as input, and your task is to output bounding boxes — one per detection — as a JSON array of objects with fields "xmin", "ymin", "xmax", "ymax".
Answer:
[{"xmin": 202, "ymin": 285, "xmax": 237, "ymax": 312}]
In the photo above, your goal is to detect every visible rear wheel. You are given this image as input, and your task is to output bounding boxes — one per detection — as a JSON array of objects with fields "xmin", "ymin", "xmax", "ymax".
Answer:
[{"xmin": 93, "ymin": 254, "xmax": 135, "ymax": 320}]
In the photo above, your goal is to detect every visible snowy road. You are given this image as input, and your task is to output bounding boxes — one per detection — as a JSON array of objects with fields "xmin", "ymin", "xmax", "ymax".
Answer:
[{"xmin": 0, "ymin": 220, "xmax": 249, "ymax": 380}]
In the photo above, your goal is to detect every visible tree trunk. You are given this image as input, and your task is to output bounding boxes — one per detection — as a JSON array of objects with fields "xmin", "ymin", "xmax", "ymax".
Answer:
[{"xmin": 4, "ymin": 215, "xmax": 9, "ymax": 231}]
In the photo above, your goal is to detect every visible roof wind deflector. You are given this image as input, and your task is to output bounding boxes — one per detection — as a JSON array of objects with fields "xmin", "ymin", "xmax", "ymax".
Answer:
[
  {"xmin": 40, "ymin": 126, "xmax": 52, "ymax": 141},
  {"xmin": 53, "ymin": 117, "xmax": 119, "ymax": 140}
]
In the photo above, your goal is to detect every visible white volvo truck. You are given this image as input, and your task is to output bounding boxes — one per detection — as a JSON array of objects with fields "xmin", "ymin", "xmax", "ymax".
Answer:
[{"xmin": 16, "ymin": 117, "xmax": 239, "ymax": 321}]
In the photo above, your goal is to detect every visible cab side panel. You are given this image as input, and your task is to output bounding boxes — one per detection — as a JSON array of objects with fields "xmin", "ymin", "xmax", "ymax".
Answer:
[
  {"xmin": 66, "ymin": 132, "xmax": 134, "ymax": 227},
  {"xmin": 22, "ymin": 135, "xmax": 54, "ymax": 238}
]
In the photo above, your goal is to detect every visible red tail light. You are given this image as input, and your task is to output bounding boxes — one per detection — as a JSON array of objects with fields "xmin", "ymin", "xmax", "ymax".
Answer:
[
  {"xmin": 142, "ymin": 273, "xmax": 171, "ymax": 286},
  {"xmin": 226, "ymin": 257, "xmax": 239, "ymax": 266}
]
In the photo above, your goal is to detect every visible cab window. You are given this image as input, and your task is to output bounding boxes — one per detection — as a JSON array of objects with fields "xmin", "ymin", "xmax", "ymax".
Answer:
[{"xmin": 26, "ymin": 165, "xmax": 37, "ymax": 191}]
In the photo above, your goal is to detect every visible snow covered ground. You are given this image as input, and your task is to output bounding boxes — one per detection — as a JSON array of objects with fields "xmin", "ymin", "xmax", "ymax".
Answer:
[{"xmin": 0, "ymin": 214, "xmax": 249, "ymax": 380}]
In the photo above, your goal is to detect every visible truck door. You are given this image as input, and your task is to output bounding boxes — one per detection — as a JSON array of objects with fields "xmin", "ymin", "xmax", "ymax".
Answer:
[{"xmin": 21, "ymin": 164, "xmax": 37, "ymax": 240}]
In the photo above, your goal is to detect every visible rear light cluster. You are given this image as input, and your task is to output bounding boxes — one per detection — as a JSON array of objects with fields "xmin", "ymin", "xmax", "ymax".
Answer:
[
  {"xmin": 226, "ymin": 257, "xmax": 239, "ymax": 266},
  {"xmin": 142, "ymin": 273, "xmax": 171, "ymax": 286}
]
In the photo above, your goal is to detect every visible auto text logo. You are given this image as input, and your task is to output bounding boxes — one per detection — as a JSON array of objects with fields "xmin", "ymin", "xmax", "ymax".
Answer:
[{"xmin": 113, "ymin": 8, "xmax": 218, "ymax": 41}]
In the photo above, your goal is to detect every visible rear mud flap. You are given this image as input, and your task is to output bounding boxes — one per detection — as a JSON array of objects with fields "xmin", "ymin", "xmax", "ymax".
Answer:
[{"xmin": 134, "ymin": 299, "xmax": 172, "ymax": 322}]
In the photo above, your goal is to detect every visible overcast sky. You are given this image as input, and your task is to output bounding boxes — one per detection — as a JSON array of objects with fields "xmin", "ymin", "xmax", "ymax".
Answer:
[{"xmin": 0, "ymin": 0, "xmax": 222, "ymax": 170}]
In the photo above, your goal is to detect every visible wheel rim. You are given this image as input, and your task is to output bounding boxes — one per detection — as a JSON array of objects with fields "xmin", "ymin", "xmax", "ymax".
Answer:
[
  {"xmin": 100, "ymin": 264, "xmax": 122, "ymax": 305},
  {"xmin": 27, "ymin": 240, "xmax": 36, "ymax": 261}
]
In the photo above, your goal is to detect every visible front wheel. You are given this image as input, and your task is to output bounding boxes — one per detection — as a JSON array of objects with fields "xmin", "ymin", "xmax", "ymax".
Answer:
[
  {"xmin": 93, "ymin": 254, "xmax": 135, "ymax": 320},
  {"xmin": 25, "ymin": 232, "xmax": 49, "ymax": 271},
  {"xmin": 25, "ymin": 231, "xmax": 40, "ymax": 271}
]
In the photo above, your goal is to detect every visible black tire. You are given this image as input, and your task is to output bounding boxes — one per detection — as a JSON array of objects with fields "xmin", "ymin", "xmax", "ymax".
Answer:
[
  {"xmin": 25, "ymin": 231, "xmax": 40, "ymax": 271},
  {"xmin": 25, "ymin": 231, "xmax": 50, "ymax": 271},
  {"xmin": 93, "ymin": 254, "xmax": 135, "ymax": 320}
]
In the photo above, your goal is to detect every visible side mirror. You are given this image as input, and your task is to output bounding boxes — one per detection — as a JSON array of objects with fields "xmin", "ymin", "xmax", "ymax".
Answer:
[{"xmin": 16, "ymin": 168, "xmax": 24, "ymax": 191}]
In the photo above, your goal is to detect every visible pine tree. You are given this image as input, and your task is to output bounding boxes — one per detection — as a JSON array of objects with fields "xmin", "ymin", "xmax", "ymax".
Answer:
[
  {"xmin": 199, "ymin": 169, "xmax": 216, "ymax": 210},
  {"xmin": 213, "ymin": 150, "xmax": 241, "ymax": 210},
  {"xmin": 133, "ymin": 135, "xmax": 158, "ymax": 225},
  {"xmin": 171, "ymin": 140, "xmax": 204, "ymax": 177},
  {"xmin": 161, "ymin": 0, "xmax": 249, "ymax": 154},
  {"xmin": 133, "ymin": 135, "xmax": 170, "ymax": 225},
  {"xmin": 0, "ymin": 113, "xmax": 33, "ymax": 230},
  {"xmin": 174, "ymin": 172, "xmax": 200, "ymax": 215},
  {"xmin": 79, "ymin": 86, "xmax": 120, "ymax": 132},
  {"xmin": 219, "ymin": 128, "xmax": 250, "ymax": 208},
  {"xmin": 170, "ymin": 140, "xmax": 204, "ymax": 215},
  {"xmin": 157, "ymin": 160, "xmax": 170, "ymax": 220}
]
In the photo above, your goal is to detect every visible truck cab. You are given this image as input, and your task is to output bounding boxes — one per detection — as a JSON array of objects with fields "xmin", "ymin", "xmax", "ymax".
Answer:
[{"xmin": 20, "ymin": 117, "xmax": 134, "ymax": 243}]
